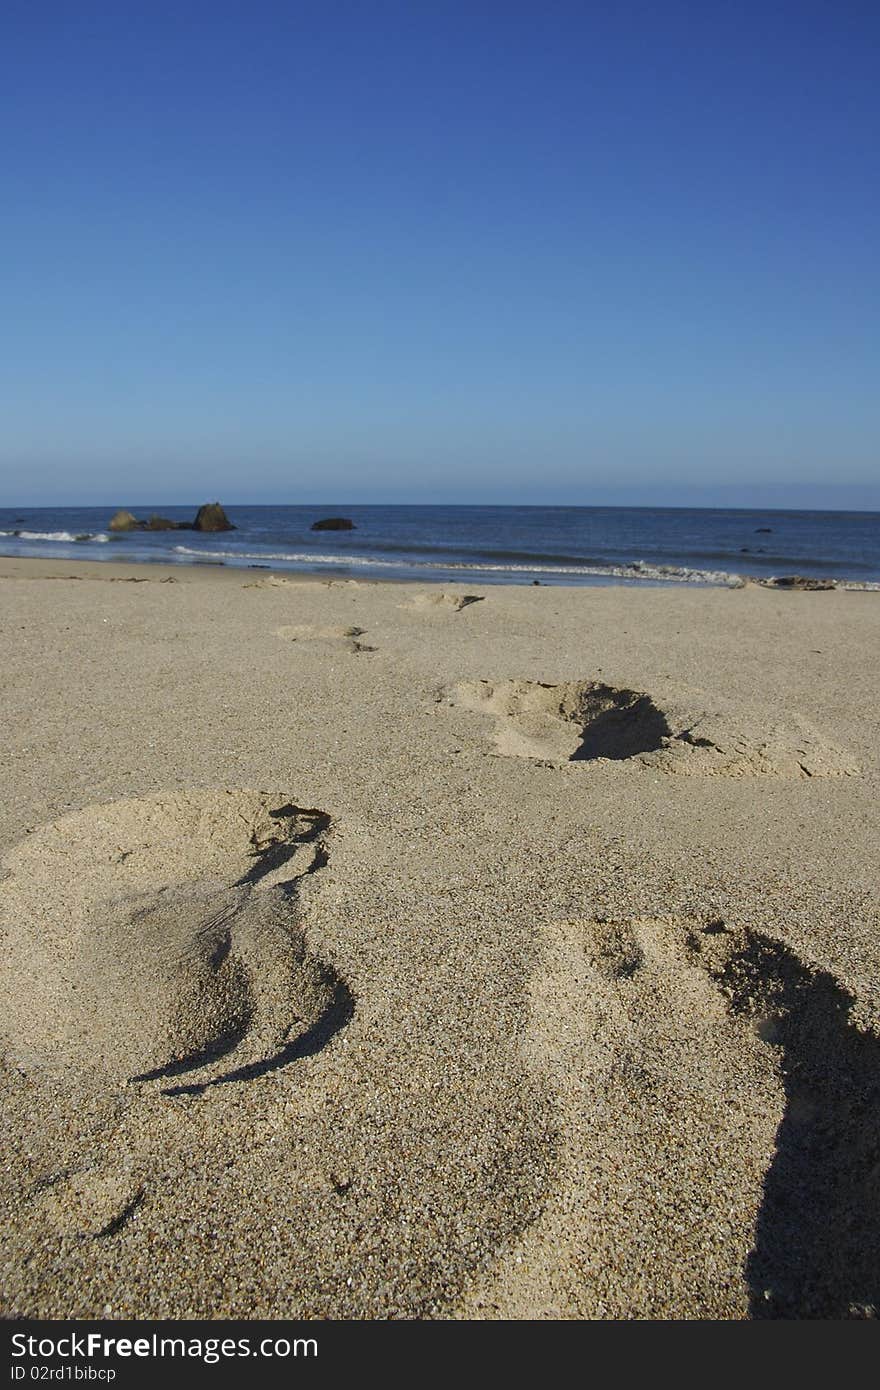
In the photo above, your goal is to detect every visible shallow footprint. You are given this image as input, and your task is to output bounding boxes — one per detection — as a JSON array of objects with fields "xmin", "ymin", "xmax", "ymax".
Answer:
[
  {"xmin": 275, "ymin": 624, "xmax": 376, "ymax": 653},
  {"xmin": 463, "ymin": 917, "xmax": 779, "ymax": 1318},
  {"xmin": 0, "ymin": 790, "xmax": 352, "ymax": 1086},
  {"xmin": 400, "ymin": 592, "xmax": 484, "ymax": 613}
]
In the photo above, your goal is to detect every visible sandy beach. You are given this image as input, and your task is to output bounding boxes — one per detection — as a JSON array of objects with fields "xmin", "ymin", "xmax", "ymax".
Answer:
[{"xmin": 1, "ymin": 555, "xmax": 878, "ymax": 1320}]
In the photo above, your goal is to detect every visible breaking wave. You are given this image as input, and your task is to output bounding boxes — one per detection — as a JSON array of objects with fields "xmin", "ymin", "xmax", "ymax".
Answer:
[
  {"xmin": 0, "ymin": 530, "xmax": 109, "ymax": 543},
  {"xmin": 171, "ymin": 544, "xmax": 746, "ymax": 586}
]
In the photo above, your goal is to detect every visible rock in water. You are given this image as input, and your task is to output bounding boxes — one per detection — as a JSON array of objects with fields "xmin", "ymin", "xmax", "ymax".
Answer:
[
  {"xmin": 193, "ymin": 503, "xmax": 235, "ymax": 532},
  {"xmin": 311, "ymin": 517, "xmax": 355, "ymax": 531},
  {"xmin": 109, "ymin": 503, "xmax": 233, "ymax": 532}
]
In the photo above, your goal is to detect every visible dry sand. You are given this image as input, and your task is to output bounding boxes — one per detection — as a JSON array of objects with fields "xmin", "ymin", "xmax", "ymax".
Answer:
[{"xmin": 0, "ymin": 555, "xmax": 878, "ymax": 1319}]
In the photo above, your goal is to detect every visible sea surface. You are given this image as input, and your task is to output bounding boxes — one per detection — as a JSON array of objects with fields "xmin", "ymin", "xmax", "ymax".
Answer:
[{"xmin": 1, "ymin": 505, "xmax": 879, "ymax": 588}]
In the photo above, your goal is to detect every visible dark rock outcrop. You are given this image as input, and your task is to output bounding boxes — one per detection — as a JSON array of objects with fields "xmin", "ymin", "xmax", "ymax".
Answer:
[
  {"xmin": 193, "ymin": 502, "xmax": 235, "ymax": 532},
  {"xmin": 311, "ymin": 517, "xmax": 356, "ymax": 531},
  {"xmin": 107, "ymin": 503, "xmax": 235, "ymax": 533}
]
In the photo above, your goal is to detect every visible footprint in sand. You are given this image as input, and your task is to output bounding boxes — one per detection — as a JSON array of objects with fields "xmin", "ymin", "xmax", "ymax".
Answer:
[
  {"xmin": 0, "ymin": 790, "xmax": 353, "ymax": 1089},
  {"xmin": 450, "ymin": 678, "xmax": 858, "ymax": 776},
  {"xmin": 242, "ymin": 575, "xmax": 295, "ymax": 589},
  {"xmin": 0, "ymin": 791, "xmax": 356, "ymax": 1253},
  {"xmin": 275, "ymin": 624, "xmax": 376, "ymax": 653},
  {"xmin": 465, "ymin": 916, "xmax": 880, "ymax": 1319},
  {"xmin": 245, "ymin": 577, "xmax": 366, "ymax": 591},
  {"xmin": 400, "ymin": 592, "xmax": 484, "ymax": 613}
]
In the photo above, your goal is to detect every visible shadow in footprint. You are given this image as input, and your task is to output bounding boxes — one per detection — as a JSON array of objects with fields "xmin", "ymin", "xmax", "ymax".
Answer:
[
  {"xmin": 571, "ymin": 692, "xmax": 670, "ymax": 761},
  {"xmin": 454, "ymin": 678, "xmax": 673, "ymax": 763},
  {"xmin": 714, "ymin": 933, "xmax": 880, "ymax": 1318},
  {"xmin": 130, "ymin": 1013, "xmax": 253, "ymax": 1084},
  {"xmin": 0, "ymin": 790, "xmax": 357, "ymax": 1129},
  {"xmin": 235, "ymin": 805, "xmax": 331, "ymax": 890},
  {"xmin": 164, "ymin": 979, "xmax": 354, "ymax": 1096}
]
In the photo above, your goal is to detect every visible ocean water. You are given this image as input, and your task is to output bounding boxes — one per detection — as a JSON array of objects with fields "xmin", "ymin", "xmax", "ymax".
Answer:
[{"xmin": 1, "ymin": 504, "xmax": 879, "ymax": 588}]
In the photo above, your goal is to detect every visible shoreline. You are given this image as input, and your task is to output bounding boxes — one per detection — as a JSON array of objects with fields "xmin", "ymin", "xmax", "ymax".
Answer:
[{"xmin": 2, "ymin": 551, "xmax": 880, "ymax": 593}]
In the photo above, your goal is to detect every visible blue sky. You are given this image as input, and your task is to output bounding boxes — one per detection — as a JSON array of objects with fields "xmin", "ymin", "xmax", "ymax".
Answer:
[{"xmin": 2, "ymin": 0, "xmax": 878, "ymax": 506}]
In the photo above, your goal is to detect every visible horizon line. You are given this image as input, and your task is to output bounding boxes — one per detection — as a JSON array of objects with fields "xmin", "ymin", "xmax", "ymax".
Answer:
[{"xmin": 3, "ymin": 500, "xmax": 880, "ymax": 515}]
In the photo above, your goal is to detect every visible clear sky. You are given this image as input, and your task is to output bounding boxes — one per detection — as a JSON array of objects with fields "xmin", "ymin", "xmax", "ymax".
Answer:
[{"xmin": 2, "ymin": 0, "xmax": 878, "ymax": 507}]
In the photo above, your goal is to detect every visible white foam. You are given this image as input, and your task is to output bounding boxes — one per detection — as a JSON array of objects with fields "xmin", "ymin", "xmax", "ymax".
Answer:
[
  {"xmin": 171, "ymin": 545, "xmax": 744, "ymax": 587},
  {"xmin": 0, "ymin": 530, "xmax": 109, "ymax": 543}
]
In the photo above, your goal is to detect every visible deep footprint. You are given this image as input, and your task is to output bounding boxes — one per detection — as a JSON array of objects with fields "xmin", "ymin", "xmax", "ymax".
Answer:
[
  {"xmin": 452, "ymin": 679, "xmax": 668, "ymax": 761},
  {"xmin": 0, "ymin": 791, "xmax": 353, "ymax": 1087},
  {"xmin": 451, "ymin": 678, "xmax": 857, "ymax": 776}
]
